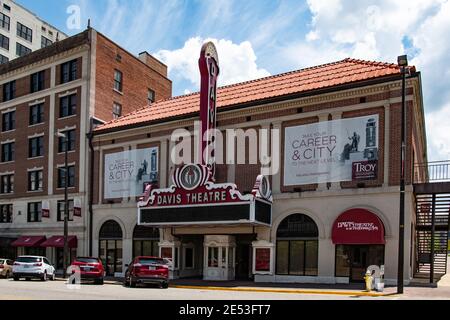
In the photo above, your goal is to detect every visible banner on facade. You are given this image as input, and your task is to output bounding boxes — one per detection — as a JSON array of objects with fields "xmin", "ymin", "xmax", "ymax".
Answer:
[
  {"xmin": 104, "ymin": 147, "xmax": 158, "ymax": 199},
  {"xmin": 42, "ymin": 200, "xmax": 50, "ymax": 218},
  {"xmin": 284, "ymin": 114, "xmax": 379, "ymax": 186},
  {"xmin": 74, "ymin": 198, "xmax": 81, "ymax": 217}
]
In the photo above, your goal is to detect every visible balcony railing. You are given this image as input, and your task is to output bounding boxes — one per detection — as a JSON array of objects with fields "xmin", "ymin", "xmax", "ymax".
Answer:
[{"xmin": 414, "ymin": 160, "xmax": 450, "ymax": 183}]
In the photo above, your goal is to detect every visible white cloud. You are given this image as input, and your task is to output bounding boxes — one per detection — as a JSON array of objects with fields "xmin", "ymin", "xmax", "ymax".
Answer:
[
  {"xmin": 280, "ymin": 0, "xmax": 450, "ymax": 161},
  {"xmin": 154, "ymin": 37, "xmax": 270, "ymax": 91},
  {"xmin": 426, "ymin": 104, "xmax": 450, "ymax": 161}
]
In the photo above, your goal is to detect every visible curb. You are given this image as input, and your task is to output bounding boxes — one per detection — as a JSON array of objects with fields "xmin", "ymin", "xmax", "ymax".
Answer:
[{"xmin": 169, "ymin": 284, "xmax": 391, "ymax": 297}]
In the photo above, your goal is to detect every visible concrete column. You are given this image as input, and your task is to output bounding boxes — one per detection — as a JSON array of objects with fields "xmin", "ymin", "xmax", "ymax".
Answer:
[
  {"xmin": 122, "ymin": 238, "xmax": 133, "ymax": 276},
  {"xmin": 318, "ymin": 238, "xmax": 336, "ymax": 283},
  {"xmin": 160, "ymin": 139, "xmax": 168, "ymax": 188},
  {"xmin": 317, "ymin": 113, "xmax": 330, "ymax": 191},
  {"xmin": 383, "ymin": 103, "xmax": 390, "ymax": 187},
  {"xmin": 271, "ymin": 121, "xmax": 282, "ymax": 194},
  {"xmin": 329, "ymin": 112, "xmax": 342, "ymax": 191}
]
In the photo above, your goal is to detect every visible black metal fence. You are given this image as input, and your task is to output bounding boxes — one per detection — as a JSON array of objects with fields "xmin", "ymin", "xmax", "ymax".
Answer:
[{"xmin": 414, "ymin": 160, "xmax": 450, "ymax": 183}]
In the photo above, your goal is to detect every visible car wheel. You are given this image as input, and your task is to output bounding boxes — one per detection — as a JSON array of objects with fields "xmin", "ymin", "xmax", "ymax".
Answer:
[
  {"xmin": 25, "ymin": 278, "xmax": 31, "ymax": 281},
  {"xmin": 51, "ymin": 273, "xmax": 56, "ymax": 281},
  {"xmin": 6, "ymin": 270, "xmax": 11, "ymax": 279},
  {"xmin": 95, "ymin": 278, "xmax": 104, "ymax": 285},
  {"xmin": 13, "ymin": 276, "xmax": 19, "ymax": 281},
  {"xmin": 161, "ymin": 281, "xmax": 169, "ymax": 289},
  {"xmin": 41, "ymin": 272, "xmax": 47, "ymax": 281},
  {"xmin": 129, "ymin": 277, "xmax": 136, "ymax": 288}
]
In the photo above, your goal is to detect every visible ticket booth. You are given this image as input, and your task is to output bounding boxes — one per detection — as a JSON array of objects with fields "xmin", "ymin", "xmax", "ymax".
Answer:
[{"xmin": 203, "ymin": 235, "xmax": 236, "ymax": 281}]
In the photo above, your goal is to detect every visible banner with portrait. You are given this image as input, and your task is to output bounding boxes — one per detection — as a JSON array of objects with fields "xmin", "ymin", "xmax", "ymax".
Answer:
[
  {"xmin": 104, "ymin": 147, "xmax": 158, "ymax": 199},
  {"xmin": 284, "ymin": 115, "xmax": 379, "ymax": 186}
]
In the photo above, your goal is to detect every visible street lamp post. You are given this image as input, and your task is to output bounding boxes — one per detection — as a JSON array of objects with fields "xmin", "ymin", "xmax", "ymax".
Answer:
[
  {"xmin": 56, "ymin": 131, "xmax": 69, "ymax": 279},
  {"xmin": 397, "ymin": 54, "xmax": 408, "ymax": 294}
]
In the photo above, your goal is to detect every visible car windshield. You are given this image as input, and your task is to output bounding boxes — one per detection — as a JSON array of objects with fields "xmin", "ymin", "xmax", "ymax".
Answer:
[
  {"xmin": 0, "ymin": 259, "xmax": 5, "ymax": 264},
  {"xmin": 138, "ymin": 258, "xmax": 164, "ymax": 265},
  {"xmin": 16, "ymin": 257, "xmax": 41, "ymax": 263},
  {"xmin": 75, "ymin": 258, "xmax": 99, "ymax": 263}
]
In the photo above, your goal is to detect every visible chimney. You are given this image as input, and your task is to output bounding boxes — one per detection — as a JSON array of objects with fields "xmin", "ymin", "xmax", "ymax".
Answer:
[{"xmin": 138, "ymin": 51, "xmax": 168, "ymax": 77}]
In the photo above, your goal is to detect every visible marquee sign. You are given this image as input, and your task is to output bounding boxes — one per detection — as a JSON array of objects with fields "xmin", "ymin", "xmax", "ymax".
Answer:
[
  {"xmin": 198, "ymin": 42, "xmax": 219, "ymax": 179},
  {"xmin": 138, "ymin": 164, "xmax": 272, "ymax": 226}
]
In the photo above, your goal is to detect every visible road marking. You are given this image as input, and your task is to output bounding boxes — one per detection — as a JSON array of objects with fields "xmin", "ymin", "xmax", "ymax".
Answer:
[{"xmin": 170, "ymin": 285, "xmax": 389, "ymax": 297}]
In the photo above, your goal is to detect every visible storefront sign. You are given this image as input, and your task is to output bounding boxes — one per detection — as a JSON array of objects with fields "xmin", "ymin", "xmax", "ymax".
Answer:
[
  {"xmin": 104, "ymin": 147, "xmax": 158, "ymax": 199},
  {"xmin": 255, "ymin": 248, "xmax": 271, "ymax": 272},
  {"xmin": 161, "ymin": 247, "xmax": 172, "ymax": 259},
  {"xmin": 138, "ymin": 164, "xmax": 272, "ymax": 226},
  {"xmin": 284, "ymin": 115, "xmax": 379, "ymax": 185},
  {"xmin": 332, "ymin": 208, "xmax": 385, "ymax": 244},
  {"xmin": 352, "ymin": 160, "xmax": 378, "ymax": 180}
]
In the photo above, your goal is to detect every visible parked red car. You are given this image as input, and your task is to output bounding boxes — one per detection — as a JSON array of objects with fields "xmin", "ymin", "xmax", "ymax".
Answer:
[
  {"xmin": 124, "ymin": 256, "xmax": 169, "ymax": 288},
  {"xmin": 70, "ymin": 257, "xmax": 105, "ymax": 284}
]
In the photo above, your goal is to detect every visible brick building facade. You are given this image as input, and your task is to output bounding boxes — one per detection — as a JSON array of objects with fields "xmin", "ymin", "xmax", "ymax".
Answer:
[
  {"xmin": 0, "ymin": 27, "xmax": 172, "ymax": 271},
  {"xmin": 90, "ymin": 58, "xmax": 427, "ymax": 285}
]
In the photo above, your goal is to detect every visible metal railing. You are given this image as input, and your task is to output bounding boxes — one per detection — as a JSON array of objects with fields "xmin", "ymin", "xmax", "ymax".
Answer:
[{"xmin": 414, "ymin": 160, "xmax": 450, "ymax": 183}]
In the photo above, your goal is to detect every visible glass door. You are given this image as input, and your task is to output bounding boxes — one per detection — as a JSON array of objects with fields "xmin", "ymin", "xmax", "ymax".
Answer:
[{"xmin": 350, "ymin": 246, "xmax": 368, "ymax": 282}]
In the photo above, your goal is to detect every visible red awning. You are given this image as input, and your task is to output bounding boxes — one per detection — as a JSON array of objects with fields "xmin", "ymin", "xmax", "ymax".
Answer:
[
  {"xmin": 41, "ymin": 236, "xmax": 78, "ymax": 248},
  {"xmin": 11, "ymin": 236, "xmax": 46, "ymax": 247},
  {"xmin": 332, "ymin": 209, "xmax": 385, "ymax": 245}
]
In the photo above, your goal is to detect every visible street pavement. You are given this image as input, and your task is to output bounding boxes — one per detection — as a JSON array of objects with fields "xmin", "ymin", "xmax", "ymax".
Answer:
[{"xmin": 0, "ymin": 278, "xmax": 449, "ymax": 300}]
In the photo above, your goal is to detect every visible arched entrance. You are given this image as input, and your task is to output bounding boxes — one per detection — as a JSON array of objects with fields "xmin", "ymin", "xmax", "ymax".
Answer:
[
  {"xmin": 276, "ymin": 214, "xmax": 318, "ymax": 276},
  {"xmin": 99, "ymin": 220, "xmax": 123, "ymax": 276},
  {"xmin": 332, "ymin": 208, "xmax": 385, "ymax": 282},
  {"xmin": 132, "ymin": 225, "xmax": 159, "ymax": 258}
]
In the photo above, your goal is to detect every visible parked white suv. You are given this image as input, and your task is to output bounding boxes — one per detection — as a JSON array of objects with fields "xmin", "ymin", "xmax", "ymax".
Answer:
[{"xmin": 12, "ymin": 256, "xmax": 56, "ymax": 281}]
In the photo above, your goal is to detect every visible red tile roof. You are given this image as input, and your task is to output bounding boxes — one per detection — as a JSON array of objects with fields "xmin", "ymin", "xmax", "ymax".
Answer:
[{"xmin": 95, "ymin": 58, "xmax": 415, "ymax": 133}]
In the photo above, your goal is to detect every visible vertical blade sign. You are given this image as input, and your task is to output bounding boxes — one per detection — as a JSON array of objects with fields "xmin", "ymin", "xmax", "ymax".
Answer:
[{"xmin": 198, "ymin": 42, "xmax": 219, "ymax": 180}]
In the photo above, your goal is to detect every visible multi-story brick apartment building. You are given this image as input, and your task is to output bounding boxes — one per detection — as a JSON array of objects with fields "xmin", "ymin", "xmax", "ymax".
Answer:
[
  {"xmin": 90, "ymin": 56, "xmax": 436, "ymax": 285},
  {"xmin": 0, "ymin": 0, "xmax": 67, "ymax": 64},
  {"xmin": 0, "ymin": 27, "xmax": 172, "ymax": 271}
]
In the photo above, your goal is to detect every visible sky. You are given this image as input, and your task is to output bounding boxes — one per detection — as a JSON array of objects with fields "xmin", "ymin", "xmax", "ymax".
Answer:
[{"xmin": 16, "ymin": 0, "xmax": 450, "ymax": 161}]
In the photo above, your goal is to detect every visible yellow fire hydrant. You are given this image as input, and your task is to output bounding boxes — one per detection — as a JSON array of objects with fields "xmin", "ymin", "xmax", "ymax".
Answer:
[{"xmin": 364, "ymin": 271, "xmax": 373, "ymax": 292}]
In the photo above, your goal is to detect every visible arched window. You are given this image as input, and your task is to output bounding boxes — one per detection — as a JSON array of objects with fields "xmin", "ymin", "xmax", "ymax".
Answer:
[
  {"xmin": 132, "ymin": 225, "xmax": 159, "ymax": 258},
  {"xmin": 276, "ymin": 214, "xmax": 318, "ymax": 276},
  {"xmin": 99, "ymin": 220, "xmax": 123, "ymax": 276}
]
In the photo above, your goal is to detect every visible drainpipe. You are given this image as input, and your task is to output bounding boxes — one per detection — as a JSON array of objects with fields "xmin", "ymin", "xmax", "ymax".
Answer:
[{"xmin": 87, "ymin": 118, "xmax": 94, "ymax": 256}]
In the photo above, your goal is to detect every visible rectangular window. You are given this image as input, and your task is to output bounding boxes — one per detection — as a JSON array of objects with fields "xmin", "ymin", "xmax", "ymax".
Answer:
[
  {"xmin": 112, "ymin": 102, "xmax": 122, "ymax": 119},
  {"xmin": 60, "ymin": 59, "xmax": 77, "ymax": 84},
  {"xmin": 184, "ymin": 247, "xmax": 194, "ymax": 269},
  {"xmin": 29, "ymin": 103, "xmax": 44, "ymax": 125},
  {"xmin": 27, "ymin": 202, "xmax": 42, "ymax": 223},
  {"xmin": 58, "ymin": 129, "xmax": 76, "ymax": 153},
  {"xmin": 30, "ymin": 70, "xmax": 45, "ymax": 93},
  {"xmin": 58, "ymin": 165, "xmax": 75, "ymax": 188},
  {"xmin": 0, "ymin": 174, "xmax": 13, "ymax": 194},
  {"xmin": 3, "ymin": 80, "xmax": 15, "ymax": 101},
  {"xmin": 114, "ymin": 70, "xmax": 122, "ymax": 92},
  {"xmin": 28, "ymin": 136, "xmax": 44, "ymax": 158},
  {"xmin": 0, "ymin": 13, "xmax": 10, "ymax": 30},
  {"xmin": 2, "ymin": 110, "xmax": 15, "ymax": 131},
  {"xmin": 276, "ymin": 240, "xmax": 318, "ymax": 276},
  {"xmin": 0, "ymin": 34, "xmax": 9, "ymax": 50},
  {"xmin": 0, "ymin": 54, "xmax": 8, "ymax": 64},
  {"xmin": 17, "ymin": 22, "xmax": 33, "ymax": 42},
  {"xmin": 0, "ymin": 204, "xmax": 12, "ymax": 223},
  {"xmin": 1, "ymin": 142, "xmax": 14, "ymax": 162},
  {"xmin": 59, "ymin": 94, "xmax": 77, "ymax": 118},
  {"xmin": 41, "ymin": 36, "xmax": 52, "ymax": 48},
  {"xmin": 147, "ymin": 89, "xmax": 155, "ymax": 104},
  {"xmin": 28, "ymin": 170, "xmax": 43, "ymax": 192},
  {"xmin": 16, "ymin": 42, "xmax": 31, "ymax": 57},
  {"xmin": 3, "ymin": 4, "xmax": 10, "ymax": 11},
  {"xmin": 57, "ymin": 200, "xmax": 74, "ymax": 221}
]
